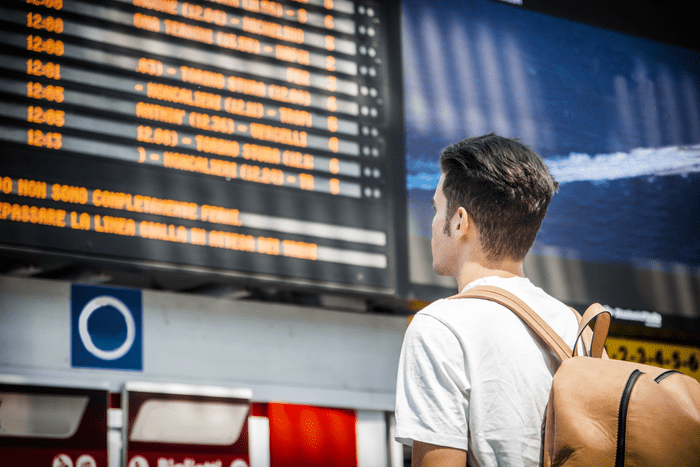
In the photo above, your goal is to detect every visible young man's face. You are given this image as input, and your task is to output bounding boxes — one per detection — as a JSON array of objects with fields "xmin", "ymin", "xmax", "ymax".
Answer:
[{"xmin": 431, "ymin": 174, "xmax": 457, "ymax": 277}]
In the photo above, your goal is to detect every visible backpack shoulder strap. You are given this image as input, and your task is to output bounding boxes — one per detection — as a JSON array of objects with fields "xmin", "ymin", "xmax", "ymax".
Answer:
[
  {"xmin": 574, "ymin": 303, "xmax": 611, "ymax": 359},
  {"xmin": 568, "ymin": 307, "xmax": 591, "ymax": 356},
  {"xmin": 449, "ymin": 285, "xmax": 572, "ymax": 361}
]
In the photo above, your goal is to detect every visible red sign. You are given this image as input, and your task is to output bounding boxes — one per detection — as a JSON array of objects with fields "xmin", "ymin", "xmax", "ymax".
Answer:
[
  {"xmin": 124, "ymin": 382, "xmax": 251, "ymax": 467},
  {"xmin": 0, "ymin": 380, "xmax": 109, "ymax": 467},
  {"xmin": 266, "ymin": 403, "xmax": 357, "ymax": 467}
]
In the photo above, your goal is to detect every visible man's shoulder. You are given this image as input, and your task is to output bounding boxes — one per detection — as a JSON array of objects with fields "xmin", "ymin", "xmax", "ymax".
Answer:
[
  {"xmin": 413, "ymin": 293, "xmax": 521, "ymax": 344},
  {"xmin": 414, "ymin": 276, "xmax": 579, "ymax": 346},
  {"xmin": 462, "ymin": 275, "xmax": 579, "ymax": 347},
  {"xmin": 419, "ymin": 276, "xmax": 554, "ymax": 318},
  {"xmin": 417, "ymin": 295, "xmax": 499, "ymax": 323},
  {"xmin": 458, "ymin": 276, "xmax": 573, "ymax": 316}
]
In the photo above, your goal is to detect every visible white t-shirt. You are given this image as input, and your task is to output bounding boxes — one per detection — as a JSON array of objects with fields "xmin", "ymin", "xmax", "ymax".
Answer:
[{"xmin": 394, "ymin": 276, "xmax": 580, "ymax": 467}]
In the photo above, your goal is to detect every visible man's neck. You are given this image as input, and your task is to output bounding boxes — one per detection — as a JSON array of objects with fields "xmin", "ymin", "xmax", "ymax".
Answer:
[{"xmin": 455, "ymin": 259, "xmax": 525, "ymax": 292}]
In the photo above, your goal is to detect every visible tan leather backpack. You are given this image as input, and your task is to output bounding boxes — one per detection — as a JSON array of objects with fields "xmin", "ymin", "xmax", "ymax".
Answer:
[{"xmin": 452, "ymin": 285, "xmax": 700, "ymax": 467}]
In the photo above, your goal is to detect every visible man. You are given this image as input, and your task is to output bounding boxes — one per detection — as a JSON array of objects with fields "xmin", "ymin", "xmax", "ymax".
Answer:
[{"xmin": 395, "ymin": 134, "xmax": 580, "ymax": 467}]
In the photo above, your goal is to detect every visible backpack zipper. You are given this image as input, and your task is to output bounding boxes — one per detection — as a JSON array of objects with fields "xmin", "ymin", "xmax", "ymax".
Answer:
[{"xmin": 615, "ymin": 369, "xmax": 644, "ymax": 467}]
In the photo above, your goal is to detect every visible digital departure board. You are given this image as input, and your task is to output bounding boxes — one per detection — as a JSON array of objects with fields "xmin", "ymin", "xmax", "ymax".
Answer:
[{"xmin": 0, "ymin": 0, "xmax": 402, "ymax": 293}]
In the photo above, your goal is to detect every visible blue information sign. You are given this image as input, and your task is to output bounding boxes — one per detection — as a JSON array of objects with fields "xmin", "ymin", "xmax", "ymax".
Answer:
[{"xmin": 71, "ymin": 284, "xmax": 142, "ymax": 371}]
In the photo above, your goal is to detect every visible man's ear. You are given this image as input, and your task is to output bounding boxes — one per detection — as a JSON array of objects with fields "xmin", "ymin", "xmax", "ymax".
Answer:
[{"xmin": 454, "ymin": 207, "xmax": 469, "ymax": 239}]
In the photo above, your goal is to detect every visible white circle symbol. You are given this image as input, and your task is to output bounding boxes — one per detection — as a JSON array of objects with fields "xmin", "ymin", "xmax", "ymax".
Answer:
[
  {"xmin": 76, "ymin": 454, "xmax": 97, "ymax": 467},
  {"xmin": 78, "ymin": 295, "xmax": 135, "ymax": 360},
  {"xmin": 128, "ymin": 456, "xmax": 149, "ymax": 467},
  {"xmin": 52, "ymin": 454, "xmax": 73, "ymax": 467}
]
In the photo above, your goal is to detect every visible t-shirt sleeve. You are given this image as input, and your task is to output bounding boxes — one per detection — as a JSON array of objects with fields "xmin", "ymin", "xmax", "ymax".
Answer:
[{"xmin": 394, "ymin": 312, "xmax": 471, "ymax": 451}]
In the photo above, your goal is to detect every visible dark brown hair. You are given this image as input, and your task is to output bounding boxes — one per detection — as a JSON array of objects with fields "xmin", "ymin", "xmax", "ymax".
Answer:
[{"xmin": 440, "ymin": 133, "xmax": 559, "ymax": 261}]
